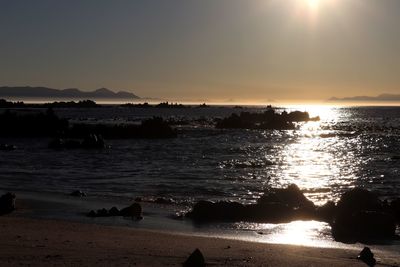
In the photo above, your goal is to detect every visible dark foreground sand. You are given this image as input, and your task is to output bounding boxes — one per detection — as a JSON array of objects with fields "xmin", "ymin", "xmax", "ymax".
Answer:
[{"xmin": 0, "ymin": 216, "xmax": 387, "ymax": 267}]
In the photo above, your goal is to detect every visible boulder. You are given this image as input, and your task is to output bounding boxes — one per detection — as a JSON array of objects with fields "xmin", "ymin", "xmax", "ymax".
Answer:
[
  {"xmin": 0, "ymin": 192, "xmax": 16, "ymax": 215},
  {"xmin": 120, "ymin": 203, "xmax": 142, "ymax": 218},
  {"xmin": 332, "ymin": 211, "xmax": 396, "ymax": 242},
  {"xmin": 357, "ymin": 247, "xmax": 376, "ymax": 267},
  {"xmin": 183, "ymin": 248, "xmax": 205, "ymax": 267},
  {"xmin": 332, "ymin": 188, "xmax": 396, "ymax": 242},
  {"xmin": 109, "ymin": 207, "xmax": 120, "ymax": 216},
  {"xmin": 258, "ymin": 184, "xmax": 315, "ymax": 210},
  {"xmin": 316, "ymin": 201, "xmax": 336, "ymax": 222}
]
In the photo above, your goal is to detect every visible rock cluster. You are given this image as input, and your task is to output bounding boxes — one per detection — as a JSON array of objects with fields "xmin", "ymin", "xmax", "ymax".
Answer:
[
  {"xmin": 88, "ymin": 203, "xmax": 142, "ymax": 220},
  {"xmin": 186, "ymin": 185, "xmax": 400, "ymax": 243}
]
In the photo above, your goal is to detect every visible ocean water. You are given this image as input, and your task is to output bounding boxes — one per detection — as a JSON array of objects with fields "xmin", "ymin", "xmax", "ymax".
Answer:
[
  {"xmin": 0, "ymin": 105, "xmax": 400, "ymax": 254},
  {"xmin": 1, "ymin": 105, "xmax": 399, "ymax": 204}
]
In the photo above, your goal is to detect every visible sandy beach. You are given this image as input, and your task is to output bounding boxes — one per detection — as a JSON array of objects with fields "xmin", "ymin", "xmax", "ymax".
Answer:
[{"xmin": 0, "ymin": 216, "xmax": 385, "ymax": 267}]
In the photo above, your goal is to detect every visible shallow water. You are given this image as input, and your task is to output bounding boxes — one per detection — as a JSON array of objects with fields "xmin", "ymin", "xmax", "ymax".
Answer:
[{"xmin": 0, "ymin": 105, "xmax": 400, "ymax": 252}]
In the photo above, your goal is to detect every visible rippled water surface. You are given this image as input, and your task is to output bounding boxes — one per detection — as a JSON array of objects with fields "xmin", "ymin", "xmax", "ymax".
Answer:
[{"xmin": 0, "ymin": 105, "xmax": 399, "ymax": 206}]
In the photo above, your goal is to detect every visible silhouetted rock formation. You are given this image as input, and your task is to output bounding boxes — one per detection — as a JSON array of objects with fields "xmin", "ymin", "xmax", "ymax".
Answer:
[
  {"xmin": 0, "ymin": 109, "xmax": 177, "ymax": 139},
  {"xmin": 186, "ymin": 185, "xmax": 399, "ymax": 243},
  {"xmin": 0, "ymin": 99, "xmax": 25, "ymax": 108},
  {"xmin": 0, "ymin": 192, "xmax": 16, "ymax": 215},
  {"xmin": 156, "ymin": 102, "xmax": 186, "ymax": 108},
  {"xmin": 183, "ymin": 248, "xmax": 205, "ymax": 267},
  {"xmin": 215, "ymin": 110, "xmax": 319, "ymax": 130},
  {"xmin": 357, "ymin": 247, "xmax": 376, "ymax": 267},
  {"xmin": 186, "ymin": 184, "xmax": 315, "ymax": 223},
  {"xmin": 331, "ymin": 188, "xmax": 396, "ymax": 242},
  {"xmin": 121, "ymin": 102, "xmax": 188, "ymax": 108},
  {"xmin": 88, "ymin": 203, "xmax": 142, "ymax": 220},
  {"xmin": 0, "ymin": 108, "xmax": 68, "ymax": 137}
]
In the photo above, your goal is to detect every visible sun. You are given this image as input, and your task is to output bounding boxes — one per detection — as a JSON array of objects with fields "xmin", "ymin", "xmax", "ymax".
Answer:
[{"xmin": 307, "ymin": 0, "xmax": 320, "ymax": 9}]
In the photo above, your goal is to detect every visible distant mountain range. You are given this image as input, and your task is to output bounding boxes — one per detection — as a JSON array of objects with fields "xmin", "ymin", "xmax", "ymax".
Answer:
[
  {"xmin": 329, "ymin": 94, "xmax": 400, "ymax": 102},
  {"xmin": 0, "ymin": 86, "xmax": 140, "ymax": 99}
]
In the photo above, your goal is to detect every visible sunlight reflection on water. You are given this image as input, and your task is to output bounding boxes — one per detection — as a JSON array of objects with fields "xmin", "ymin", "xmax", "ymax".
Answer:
[{"xmin": 232, "ymin": 220, "xmax": 353, "ymax": 249}]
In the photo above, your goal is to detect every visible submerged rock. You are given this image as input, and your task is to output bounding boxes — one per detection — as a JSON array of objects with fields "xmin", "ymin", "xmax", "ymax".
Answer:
[
  {"xmin": 183, "ymin": 248, "xmax": 205, "ymax": 267},
  {"xmin": 357, "ymin": 247, "xmax": 376, "ymax": 267},
  {"xmin": 0, "ymin": 192, "xmax": 16, "ymax": 215}
]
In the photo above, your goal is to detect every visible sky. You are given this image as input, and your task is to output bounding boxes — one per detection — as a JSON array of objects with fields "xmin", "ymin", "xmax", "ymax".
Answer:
[{"xmin": 1, "ymin": 0, "xmax": 399, "ymax": 103}]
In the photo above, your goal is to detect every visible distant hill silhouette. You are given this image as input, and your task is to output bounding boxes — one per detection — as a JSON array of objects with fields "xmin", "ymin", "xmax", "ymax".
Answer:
[
  {"xmin": 329, "ymin": 94, "xmax": 400, "ymax": 102},
  {"xmin": 0, "ymin": 86, "xmax": 140, "ymax": 99}
]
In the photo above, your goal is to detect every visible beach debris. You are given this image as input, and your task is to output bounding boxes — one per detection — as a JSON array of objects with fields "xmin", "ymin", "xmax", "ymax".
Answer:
[
  {"xmin": 183, "ymin": 248, "xmax": 205, "ymax": 267},
  {"xmin": 70, "ymin": 190, "xmax": 87, "ymax": 197},
  {"xmin": 357, "ymin": 247, "xmax": 376, "ymax": 267},
  {"xmin": 0, "ymin": 192, "xmax": 16, "ymax": 215}
]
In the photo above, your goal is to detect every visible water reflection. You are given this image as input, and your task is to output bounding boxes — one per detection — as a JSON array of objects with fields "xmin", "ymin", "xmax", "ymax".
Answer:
[{"xmin": 233, "ymin": 220, "xmax": 352, "ymax": 248}]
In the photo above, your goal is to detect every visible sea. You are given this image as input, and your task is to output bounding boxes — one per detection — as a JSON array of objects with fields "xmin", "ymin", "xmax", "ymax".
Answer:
[{"xmin": 0, "ymin": 105, "xmax": 399, "ymax": 258}]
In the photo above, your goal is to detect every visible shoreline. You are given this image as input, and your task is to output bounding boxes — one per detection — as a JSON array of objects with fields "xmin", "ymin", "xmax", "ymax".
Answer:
[{"xmin": 0, "ymin": 216, "xmax": 381, "ymax": 267}]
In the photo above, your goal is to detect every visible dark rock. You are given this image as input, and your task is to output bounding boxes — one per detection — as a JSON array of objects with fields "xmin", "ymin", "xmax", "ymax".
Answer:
[
  {"xmin": 134, "ymin": 197, "xmax": 142, "ymax": 202},
  {"xmin": 215, "ymin": 110, "xmax": 319, "ymax": 130},
  {"xmin": 357, "ymin": 247, "xmax": 376, "ymax": 267},
  {"xmin": 120, "ymin": 203, "xmax": 142, "ymax": 218},
  {"xmin": 336, "ymin": 188, "xmax": 382, "ymax": 216},
  {"xmin": 316, "ymin": 201, "xmax": 336, "ymax": 222},
  {"xmin": 0, "ymin": 192, "xmax": 16, "ymax": 215},
  {"xmin": 258, "ymin": 184, "xmax": 315, "ymax": 210},
  {"xmin": 96, "ymin": 208, "xmax": 108, "ymax": 217},
  {"xmin": 70, "ymin": 190, "xmax": 86, "ymax": 197},
  {"xmin": 332, "ymin": 211, "xmax": 396, "ymax": 242},
  {"xmin": 187, "ymin": 184, "xmax": 316, "ymax": 223},
  {"xmin": 332, "ymin": 188, "xmax": 396, "ymax": 242},
  {"xmin": 389, "ymin": 198, "xmax": 400, "ymax": 223},
  {"xmin": 87, "ymin": 210, "xmax": 96, "ymax": 217},
  {"xmin": 109, "ymin": 207, "xmax": 120, "ymax": 216},
  {"xmin": 183, "ymin": 248, "xmax": 205, "ymax": 267}
]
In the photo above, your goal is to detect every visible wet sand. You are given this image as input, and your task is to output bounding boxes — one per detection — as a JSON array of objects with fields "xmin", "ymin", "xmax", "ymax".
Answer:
[{"xmin": 0, "ymin": 216, "xmax": 380, "ymax": 267}]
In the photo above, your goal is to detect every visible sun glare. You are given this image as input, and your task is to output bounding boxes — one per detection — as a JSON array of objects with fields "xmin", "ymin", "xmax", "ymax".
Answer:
[{"xmin": 307, "ymin": 0, "xmax": 320, "ymax": 9}]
